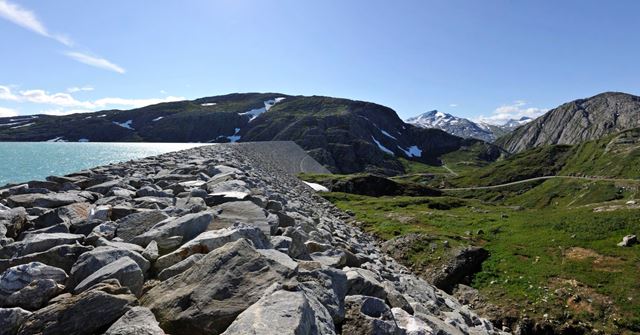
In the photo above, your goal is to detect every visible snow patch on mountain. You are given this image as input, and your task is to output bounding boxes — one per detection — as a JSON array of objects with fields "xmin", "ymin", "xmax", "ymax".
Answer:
[
  {"xmin": 239, "ymin": 97, "xmax": 286, "ymax": 121},
  {"xmin": 113, "ymin": 120, "xmax": 134, "ymax": 130},
  {"xmin": 397, "ymin": 145, "xmax": 422, "ymax": 158},
  {"xmin": 371, "ymin": 136, "xmax": 395, "ymax": 155},
  {"xmin": 227, "ymin": 128, "xmax": 241, "ymax": 143}
]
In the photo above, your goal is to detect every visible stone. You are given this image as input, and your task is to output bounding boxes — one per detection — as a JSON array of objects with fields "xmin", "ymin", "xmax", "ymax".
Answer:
[
  {"xmin": 115, "ymin": 210, "xmax": 169, "ymax": 243},
  {"xmin": 0, "ymin": 207, "xmax": 28, "ymax": 238},
  {"xmin": 2, "ymin": 278, "xmax": 64, "ymax": 310},
  {"xmin": 88, "ymin": 221, "xmax": 118, "ymax": 241},
  {"xmin": 297, "ymin": 267, "xmax": 348, "ymax": 323},
  {"xmin": 86, "ymin": 180, "xmax": 127, "ymax": 195},
  {"xmin": 0, "ymin": 244, "xmax": 93, "ymax": 274},
  {"xmin": 221, "ymin": 289, "xmax": 335, "ymax": 335},
  {"xmin": 154, "ymin": 224, "xmax": 271, "ymax": 271},
  {"xmin": 68, "ymin": 246, "xmax": 150, "ymax": 289},
  {"xmin": 32, "ymin": 202, "xmax": 91, "ymax": 229},
  {"xmin": 17, "ymin": 280, "xmax": 137, "ymax": 335},
  {"xmin": 0, "ymin": 262, "xmax": 67, "ymax": 296},
  {"xmin": 142, "ymin": 240, "xmax": 159, "ymax": 261},
  {"xmin": 310, "ymin": 249, "xmax": 347, "ymax": 268},
  {"xmin": 6, "ymin": 192, "xmax": 87, "ymax": 209},
  {"xmin": 345, "ymin": 267, "xmax": 387, "ymax": 300},
  {"xmin": 431, "ymin": 247, "xmax": 489, "ymax": 293},
  {"xmin": 136, "ymin": 186, "xmax": 173, "ymax": 198},
  {"xmin": 131, "ymin": 211, "xmax": 214, "ymax": 250},
  {"xmin": 285, "ymin": 228, "xmax": 311, "ymax": 260},
  {"xmin": 142, "ymin": 239, "xmax": 295, "ymax": 335},
  {"xmin": 617, "ymin": 234, "xmax": 638, "ymax": 247},
  {"xmin": 0, "ymin": 233, "xmax": 85, "ymax": 259},
  {"xmin": 210, "ymin": 201, "xmax": 278, "ymax": 237},
  {"xmin": 392, "ymin": 307, "xmax": 434, "ymax": 335},
  {"xmin": 18, "ymin": 223, "xmax": 69, "ymax": 240},
  {"xmin": 74, "ymin": 256, "xmax": 144, "ymax": 297},
  {"xmin": 105, "ymin": 306, "xmax": 166, "ymax": 335},
  {"xmin": 88, "ymin": 205, "xmax": 112, "ymax": 221},
  {"xmin": 342, "ymin": 295, "xmax": 403, "ymax": 335},
  {"xmin": 0, "ymin": 307, "xmax": 32, "ymax": 335},
  {"xmin": 157, "ymin": 254, "xmax": 204, "ymax": 281}
]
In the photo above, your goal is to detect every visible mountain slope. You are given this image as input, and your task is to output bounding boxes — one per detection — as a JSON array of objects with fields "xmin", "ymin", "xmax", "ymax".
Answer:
[
  {"xmin": 496, "ymin": 92, "xmax": 640, "ymax": 153},
  {"xmin": 0, "ymin": 93, "xmax": 502, "ymax": 175},
  {"xmin": 406, "ymin": 110, "xmax": 530, "ymax": 142}
]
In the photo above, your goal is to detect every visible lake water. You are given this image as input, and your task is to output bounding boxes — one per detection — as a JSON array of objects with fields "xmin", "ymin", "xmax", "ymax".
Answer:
[{"xmin": 0, "ymin": 142, "xmax": 206, "ymax": 187}]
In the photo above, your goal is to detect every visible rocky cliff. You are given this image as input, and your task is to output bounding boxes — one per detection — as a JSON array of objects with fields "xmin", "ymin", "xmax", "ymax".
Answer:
[
  {"xmin": 496, "ymin": 92, "xmax": 640, "ymax": 153},
  {"xmin": 0, "ymin": 142, "xmax": 507, "ymax": 335},
  {"xmin": 0, "ymin": 93, "xmax": 501, "ymax": 175}
]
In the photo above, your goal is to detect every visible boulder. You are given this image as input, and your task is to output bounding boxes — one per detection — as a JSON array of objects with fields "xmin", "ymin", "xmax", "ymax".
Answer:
[
  {"xmin": 221, "ymin": 289, "xmax": 335, "ymax": 335},
  {"xmin": 1, "ymin": 278, "xmax": 64, "ymax": 310},
  {"xmin": 345, "ymin": 268, "xmax": 387, "ymax": 300},
  {"xmin": 297, "ymin": 267, "xmax": 348, "ymax": 323},
  {"xmin": 142, "ymin": 239, "xmax": 295, "ymax": 335},
  {"xmin": 154, "ymin": 224, "xmax": 271, "ymax": 271},
  {"xmin": 18, "ymin": 223, "xmax": 69, "ymax": 240},
  {"xmin": 0, "ymin": 233, "xmax": 85, "ymax": 259},
  {"xmin": 210, "ymin": 201, "xmax": 278, "ymax": 237},
  {"xmin": 131, "ymin": 211, "xmax": 214, "ymax": 250},
  {"xmin": 0, "ymin": 244, "xmax": 93, "ymax": 274},
  {"xmin": 157, "ymin": 254, "xmax": 204, "ymax": 281},
  {"xmin": 86, "ymin": 180, "xmax": 127, "ymax": 195},
  {"xmin": 136, "ymin": 186, "xmax": 173, "ymax": 198},
  {"xmin": 32, "ymin": 202, "xmax": 91, "ymax": 229},
  {"xmin": 0, "ymin": 207, "xmax": 28, "ymax": 238},
  {"xmin": 617, "ymin": 234, "xmax": 638, "ymax": 247},
  {"xmin": 0, "ymin": 262, "xmax": 67, "ymax": 296},
  {"xmin": 342, "ymin": 295, "xmax": 404, "ymax": 335},
  {"xmin": 0, "ymin": 307, "xmax": 31, "ymax": 335},
  {"xmin": 7, "ymin": 193, "xmax": 87, "ymax": 209},
  {"xmin": 142, "ymin": 240, "xmax": 159, "ymax": 261},
  {"xmin": 17, "ymin": 280, "xmax": 137, "ymax": 335},
  {"xmin": 88, "ymin": 205, "xmax": 112, "ymax": 221},
  {"xmin": 116, "ymin": 210, "xmax": 169, "ymax": 243},
  {"xmin": 391, "ymin": 307, "xmax": 434, "ymax": 335},
  {"xmin": 87, "ymin": 221, "xmax": 118, "ymax": 241},
  {"xmin": 68, "ymin": 246, "xmax": 150, "ymax": 289},
  {"xmin": 74, "ymin": 256, "xmax": 144, "ymax": 297},
  {"xmin": 431, "ymin": 247, "xmax": 489, "ymax": 293},
  {"xmin": 105, "ymin": 306, "xmax": 166, "ymax": 335}
]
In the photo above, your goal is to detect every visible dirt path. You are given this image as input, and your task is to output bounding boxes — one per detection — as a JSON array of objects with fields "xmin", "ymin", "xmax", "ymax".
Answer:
[{"xmin": 442, "ymin": 175, "xmax": 640, "ymax": 191}]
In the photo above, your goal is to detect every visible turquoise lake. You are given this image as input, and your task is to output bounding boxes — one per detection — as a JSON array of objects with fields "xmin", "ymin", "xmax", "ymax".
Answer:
[{"xmin": 0, "ymin": 142, "xmax": 206, "ymax": 186}]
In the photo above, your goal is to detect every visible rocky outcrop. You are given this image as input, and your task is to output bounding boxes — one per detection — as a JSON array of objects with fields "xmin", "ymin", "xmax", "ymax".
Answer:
[
  {"xmin": 0, "ymin": 143, "xmax": 506, "ymax": 334},
  {"xmin": 497, "ymin": 92, "xmax": 640, "ymax": 153}
]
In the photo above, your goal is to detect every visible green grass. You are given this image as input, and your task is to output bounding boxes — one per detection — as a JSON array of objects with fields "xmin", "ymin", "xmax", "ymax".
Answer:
[{"xmin": 323, "ymin": 192, "xmax": 640, "ymax": 333}]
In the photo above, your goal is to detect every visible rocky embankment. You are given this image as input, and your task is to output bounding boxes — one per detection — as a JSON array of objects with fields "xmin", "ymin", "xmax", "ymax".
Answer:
[{"xmin": 0, "ymin": 142, "xmax": 507, "ymax": 335}]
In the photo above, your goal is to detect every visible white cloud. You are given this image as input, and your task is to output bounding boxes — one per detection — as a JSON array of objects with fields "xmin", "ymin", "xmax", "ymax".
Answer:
[
  {"xmin": 65, "ymin": 52, "xmax": 125, "ymax": 74},
  {"xmin": 0, "ymin": 0, "xmax": 72, "ymax": 46},
  {"xmin": 0, "ymin": 84, "xmax": 185, "ymax": 110},
  {"xmin": 475, "ymin": 100, "xmax": 548, "ymax": 125},
  {"xmin": 449, "ymin": 103, "xmax": 458, "ymax": 108},
  {"xmin": 0, "ymin": 106, "xmax": 18, "ymax": 117},
  {"xmin": 67, "ymin": 86, "xmax": 94, "ymax": 93},
  {"xmin": 0, "ymin": 85, "xmax": 18, "ymax": 101}
]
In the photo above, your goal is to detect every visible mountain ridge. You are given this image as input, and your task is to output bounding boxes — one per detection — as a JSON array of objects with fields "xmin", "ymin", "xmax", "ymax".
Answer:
[
  {"xmin": 0, "ymin": 93, "xmax": 502, "ymax": 175},
  {"xmin": 496, "ymin": 91, "xmax": 640, "ymax": 153}
]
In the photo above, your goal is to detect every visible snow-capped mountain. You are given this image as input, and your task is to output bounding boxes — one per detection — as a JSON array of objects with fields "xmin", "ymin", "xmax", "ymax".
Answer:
[
  {"xmin": 406, "ymin": 110, "xmax": 497, "ymax": 142},
  {"xmin": 406, "ymin": 111, "xmax": 534, "ymax": 142}
]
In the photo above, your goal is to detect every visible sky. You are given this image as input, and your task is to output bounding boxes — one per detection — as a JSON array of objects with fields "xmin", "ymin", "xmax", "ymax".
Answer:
[{"xmin": 1, "ymin": 0, "xmax": 639, "ymax": 124}]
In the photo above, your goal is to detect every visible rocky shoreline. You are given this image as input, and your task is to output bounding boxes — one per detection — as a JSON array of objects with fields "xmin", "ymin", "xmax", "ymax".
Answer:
[{"xmin": 0, "ymin": 142, "xmax": 507, "ymax": 334}]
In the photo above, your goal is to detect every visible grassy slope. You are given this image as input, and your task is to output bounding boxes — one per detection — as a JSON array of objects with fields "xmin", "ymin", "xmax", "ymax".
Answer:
[
  {"xmin": 324, "ymin": 192, "xmax": 640, "ymax": 332},
  {"xmin": 307, "ymin": 130, "xmax": 640, "ymax": 332}
]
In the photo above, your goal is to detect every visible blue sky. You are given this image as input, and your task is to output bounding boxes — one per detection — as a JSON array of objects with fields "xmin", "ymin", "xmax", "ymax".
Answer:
[{"xmin": 1, "ymin": 0, "xmax": 639, "ymax": 124}]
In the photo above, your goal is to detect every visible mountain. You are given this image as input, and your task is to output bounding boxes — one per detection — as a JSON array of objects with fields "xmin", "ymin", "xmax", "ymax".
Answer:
[
  {"xmin": 406, "ymin": 110, "xmax": 496, "ymax": 142},
  {"xmin": 0, "ymin": 93, "xmax": 502, "ymax": 175},
  {"xmin": 496, "ymin": 92, "xmax": 640, "ymax": 153},
  {"xmin": 406, "ymin": 110, "xmax": 531, "ymax": 142}
]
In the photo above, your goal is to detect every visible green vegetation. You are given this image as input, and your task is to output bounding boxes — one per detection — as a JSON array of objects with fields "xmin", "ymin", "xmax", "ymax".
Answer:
[
  {"xmin": 322, "ymin": 191, "xmax": 640, "ymax": 333},
  {"xmin": 303, "ymin": 128, "xmax": 640, "ymax": 333}
]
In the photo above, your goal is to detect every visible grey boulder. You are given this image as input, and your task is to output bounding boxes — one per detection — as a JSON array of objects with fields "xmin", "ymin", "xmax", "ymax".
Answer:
[
  {"xmin": 115, "ymin": 210, "xmax": 169, "ymax": 243},
  {"xmin": 131, "ymin": 211, "xmax": 214, "ymax": 251},
  {"xmin": 74, "ymin": 256, "xmax": 144, "ymax": 297},
  {"xmin": 142, "ymin": 239, "xmax": 295, "ymax": 335},
  {"xmin": 105, "ymin": 306, "xmax": 166, "ymax": 335},
  {"xmin": 68, "ymin": 246, "xmax": 150, "ymax": 289},
  {"xmin": 0, "ymin": 307, "xmax": 31, "ymax": 335},
  {"xmin": 0, "ymin": 262, "xmax": 67, "ymax": 296}
]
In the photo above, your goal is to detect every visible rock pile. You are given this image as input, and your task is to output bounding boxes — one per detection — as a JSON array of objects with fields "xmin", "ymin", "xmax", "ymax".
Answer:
[{"xmin": 0, "ymin": 142, "xmax": 508, "ymax": 335}]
